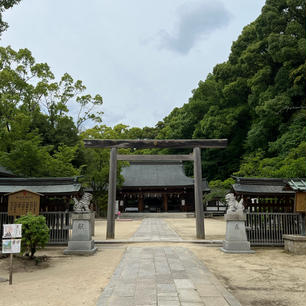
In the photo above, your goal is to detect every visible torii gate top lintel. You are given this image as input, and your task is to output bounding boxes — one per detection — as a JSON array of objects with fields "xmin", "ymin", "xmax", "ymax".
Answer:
[{"xmin": 83, "ymin": 139, "xmax": 227, "ymax": 149}]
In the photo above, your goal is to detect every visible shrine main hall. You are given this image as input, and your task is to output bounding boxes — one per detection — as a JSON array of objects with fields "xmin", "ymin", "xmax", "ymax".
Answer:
[{"xmin": 117, "ymin": 161, "xmax": 210, "ymax": 213}]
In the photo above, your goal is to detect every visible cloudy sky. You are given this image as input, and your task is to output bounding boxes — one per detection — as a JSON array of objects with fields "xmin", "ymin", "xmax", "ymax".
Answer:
[{"xmin": 1, "ymin": 0, "xmax": 265, "ymax": 128}]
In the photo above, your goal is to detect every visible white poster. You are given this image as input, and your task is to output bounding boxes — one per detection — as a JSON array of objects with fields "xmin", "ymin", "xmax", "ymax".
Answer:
[
  {"xmin": 2, "ymin": 239, "xmax": 21, "ymax": 254},
  {"xmin": 2, "ymin": 224, "xmax": 22, "ymax": 238}
]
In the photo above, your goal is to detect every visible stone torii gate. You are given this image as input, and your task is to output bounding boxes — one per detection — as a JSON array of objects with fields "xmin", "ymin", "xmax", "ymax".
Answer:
[{"xmin": 84, "ymin": 139, "xmax": 227, "ymax": 239}]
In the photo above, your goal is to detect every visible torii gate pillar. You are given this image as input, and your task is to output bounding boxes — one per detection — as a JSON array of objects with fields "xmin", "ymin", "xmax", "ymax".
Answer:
[
  {"xmin": 193, "ymin": 147, "xmax": 205, "ymax": 239},
  {"xmin": 106, "ymin": 148, "xmax": 117, "ymax": 239}
]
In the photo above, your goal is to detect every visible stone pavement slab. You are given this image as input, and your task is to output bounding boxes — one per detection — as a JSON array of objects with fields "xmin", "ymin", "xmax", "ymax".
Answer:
[
  {"xmin": 96, "ymin": 246, "xmax": 242, "ymax": 306},
  {"xmin": 129, "ymin": 218, "xmax": 182, "ymax": 241}
]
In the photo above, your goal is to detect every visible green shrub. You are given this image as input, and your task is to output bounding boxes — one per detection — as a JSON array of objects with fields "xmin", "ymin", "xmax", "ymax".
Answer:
[{"xmin": 15, "ymin": 214, "xmax": 50, "ymax": 259}]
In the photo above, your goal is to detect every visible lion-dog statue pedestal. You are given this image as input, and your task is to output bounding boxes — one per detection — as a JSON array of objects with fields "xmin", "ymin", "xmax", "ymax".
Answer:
[
  {"xmin": 221, "ymin": 193, "xmax": 255, "ymax": 254},
  {"xmin": 64, "ymin": 193, "xmax": 97, "ymax": 255}
]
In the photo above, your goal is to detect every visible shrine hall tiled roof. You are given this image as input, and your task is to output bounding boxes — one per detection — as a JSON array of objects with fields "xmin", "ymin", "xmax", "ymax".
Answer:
[
  {"xmin": 121, "ymin": 161, "xmax": 209, "ymax": 191},
  {"xmin": 232, "ymin": 177, "xmax": 295, "ymax": 195},
  {"xmin": 0, "ymin": 177, "xmax": 81, "ymax": 195}
]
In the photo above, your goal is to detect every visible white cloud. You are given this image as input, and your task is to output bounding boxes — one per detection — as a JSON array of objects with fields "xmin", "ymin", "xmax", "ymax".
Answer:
[{"xmin": 158, "ymin": 0, "xmax": 231, "ymax": 54}]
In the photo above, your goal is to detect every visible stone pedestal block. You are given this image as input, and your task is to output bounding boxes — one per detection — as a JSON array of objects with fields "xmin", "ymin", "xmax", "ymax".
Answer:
[
  {"xmin": 221, "ymin": 213, "xmax": 255, "ymax": 254},
  {"xmin": 283, "ymin": 235, "xmax": 306, "ymax": 255},
  {"xmin": 64, "ymin": 212, "xmax": 97, "ymax": 255}
]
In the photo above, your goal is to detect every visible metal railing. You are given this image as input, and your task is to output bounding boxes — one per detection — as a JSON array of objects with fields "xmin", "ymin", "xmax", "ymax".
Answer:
[
  {"xmin": 40, "ymin": 212, "xmax": 71, "ymax": 244},
  {"xmin": 246, "ymin": 212, "xmax": 305, "ymax": 246},
  {"xmin": 0, "ymin": 212, "xmax": 71, "ymax": 245}
]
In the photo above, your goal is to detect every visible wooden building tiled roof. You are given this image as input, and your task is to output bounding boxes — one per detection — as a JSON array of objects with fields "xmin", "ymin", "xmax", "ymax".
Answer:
[
  {"xmin": 0, "ymin": 177, "xmax": 81, "ymax": 195},
  {"xmin": 0, "ymin": 166, "xmax": 16, "ymax": 177},
  {"xmin": 232, "ymin": 176, "xmax": 295, "ymax": 195},
  {"xmin": 121, "ymin": 162, "xmax": 210, "ymax": 191},
  {"xmin": 287, "ymin": 178, "xmax": 306, "ymax": 191}
]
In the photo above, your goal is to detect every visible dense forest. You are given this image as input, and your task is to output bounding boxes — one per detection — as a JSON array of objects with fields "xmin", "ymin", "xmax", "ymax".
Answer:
[{"xmin": 0, "ymin": 0, "xmax": 305, "ymax": 209}]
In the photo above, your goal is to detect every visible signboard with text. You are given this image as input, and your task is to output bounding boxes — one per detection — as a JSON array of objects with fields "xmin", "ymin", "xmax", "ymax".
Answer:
[
  {"xmin": 2, "ymin": 239, "xmax": 21, "ymax": 254},
  {"xmin": 296, "ymin": 192, "xmax": 306, "ymax": 212},
  {"xmin": 2, "ymin": 224, "xmax": 23, "ymax": 285},
  {"xmin": 8, "ymin": 190, "xmax": 40, "ymax": 216},
  {"xmin": 2, "ymin": 224, "xmax": 22, "ymax": 238}
]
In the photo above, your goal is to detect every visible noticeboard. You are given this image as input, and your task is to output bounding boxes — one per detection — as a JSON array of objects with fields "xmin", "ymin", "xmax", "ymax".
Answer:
[
  {"xmin": 2, "ymin": 224, "xmax": 22, "ymax": 254},
  {"xmin": 2, "ymin": 239, "xmax": 21, "ymax": 254},
  {"xmin": 296, "ymin": 192, "xmax": 306, "ymax": 212},
  {"xmin": 2, "ymin": 224, "xmax": 23, "ymax": 284},
  {"xmin": 2, "ymin": 224, "xmax": 22, "ymax": 238},
  {"xmin": 8, "ymin": 190, "xmax": 40, "ymax": 216}
]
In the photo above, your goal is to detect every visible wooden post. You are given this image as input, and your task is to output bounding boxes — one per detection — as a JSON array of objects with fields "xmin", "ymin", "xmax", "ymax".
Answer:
[
  {"xmin": 163, "ymin": 194, "xmax": 168, "ymax": 212},
  {"xmin": 9, "ymin": 253, "xmax": 13, "ymax": 285},
  {"xmin": 106, "ymin": 148, "xmax": 117, "ymax": 239},
  {"xmin": 193, "ymin": 147, "xmax": 205, "ymax": 239},
  {"xmin": 9, "ymin": 215, "xmax": 16, "ymax": 285},
  {"xmin": 138, "ymin": 196, "xmax": 144, "ymax": 212}
]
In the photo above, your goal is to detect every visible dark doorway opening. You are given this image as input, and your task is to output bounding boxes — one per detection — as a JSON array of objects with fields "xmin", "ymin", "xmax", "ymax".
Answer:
[{"xmin": 144, "ymin": 198, "xmax": 162, "ymax": 212}]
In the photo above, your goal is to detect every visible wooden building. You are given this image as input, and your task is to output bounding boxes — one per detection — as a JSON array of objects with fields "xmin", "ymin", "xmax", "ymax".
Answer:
[
  {"xmin": 0, "ymin": 177, "xmax": 82, "ymax": 212},
  {"xmin": 232, "ymin": 177, "xmax": 295, "ymax": 212},
  {"xmin": 118, "ymin": 161, "xmax": 210, "ymax": 212}
]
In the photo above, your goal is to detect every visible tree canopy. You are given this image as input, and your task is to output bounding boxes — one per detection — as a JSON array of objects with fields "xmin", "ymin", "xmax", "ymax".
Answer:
[{"xmin": 0, "ymin": 46, "xmax": 102, "ymax": 177}]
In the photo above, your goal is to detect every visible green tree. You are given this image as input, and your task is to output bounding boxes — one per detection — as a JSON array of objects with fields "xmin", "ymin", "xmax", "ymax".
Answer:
[
  {"xmin": 0, "ymin": 46, "xmax": 103, "ymax": 176},
  {"xmin": 15, "ymin": 214, "xmax": 49, "ymax": 259},
  {"xmin": 205, "ymin": 178, "xmax": 234, "ymax": 203}
]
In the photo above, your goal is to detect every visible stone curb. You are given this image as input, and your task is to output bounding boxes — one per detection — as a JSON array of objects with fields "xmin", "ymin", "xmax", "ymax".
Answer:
[{"xmin": 95, "ymin": 239, "xmax": 223, "ymax": 245}]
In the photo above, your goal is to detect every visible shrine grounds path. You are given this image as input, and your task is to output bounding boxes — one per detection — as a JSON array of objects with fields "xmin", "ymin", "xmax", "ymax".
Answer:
[
  {"xmin": 129, "ymin": 218, "xmax": 182, "ymax": 241},
  {"xmin": 97, "ymin": 218, "xmax": 241, "ymax": 306},
  {"xmin": 0, "ymin": 217, "xmax": 305, "ymax": 306}
]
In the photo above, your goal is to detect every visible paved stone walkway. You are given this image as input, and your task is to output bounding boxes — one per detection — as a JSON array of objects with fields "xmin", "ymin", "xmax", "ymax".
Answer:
[
  {"xmin": 97, "ymin": 246, "xmax": 241, "ymax": 306},
  {"xmin": 129, "ymin": 218, "xmax": 182, "ymax": 241}
]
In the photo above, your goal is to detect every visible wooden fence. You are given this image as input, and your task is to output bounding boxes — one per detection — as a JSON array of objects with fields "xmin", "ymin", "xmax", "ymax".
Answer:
[
  {"xmin": 0, "ymin": 212, "xmax": 71, "ymax": 245},
  {"xmin": 246, "ymin": 212, "xmax": 305, "ymax": 246}
]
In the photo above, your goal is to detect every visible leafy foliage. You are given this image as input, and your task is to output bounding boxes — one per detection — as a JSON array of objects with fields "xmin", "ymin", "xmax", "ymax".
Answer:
[
  {"xmin": 204, "ymin": 178, "xmax": 234, "ymax": 202},
  {"xmin": 15, "ymin": 214, "xmax": 49, "ymax": 258},
  {"xmin": 235, "ymin": 142, "xmax": 306, "ymax": 178},
  {"xmin": 0, "ymin": 46, "xmax": 101, "ymax": 177}
]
